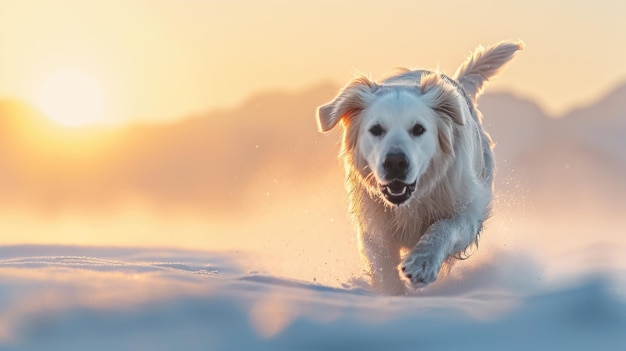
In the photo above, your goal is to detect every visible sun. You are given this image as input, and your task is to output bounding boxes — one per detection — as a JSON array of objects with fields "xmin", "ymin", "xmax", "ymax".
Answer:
[{"xmin": 33, "ymin": 69, "xmax": 108, "ymax": 127}]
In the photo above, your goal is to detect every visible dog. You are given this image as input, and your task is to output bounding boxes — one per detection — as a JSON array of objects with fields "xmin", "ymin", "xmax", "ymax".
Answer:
[{"xmin": 317, "ymin": 41, "xmax": 523, "ymax": 295}]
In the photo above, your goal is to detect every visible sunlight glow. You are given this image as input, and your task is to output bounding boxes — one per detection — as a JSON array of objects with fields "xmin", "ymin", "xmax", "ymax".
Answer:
[{"xmin": 33, "ymin": 69, "xmax": 108, "ymax": 127}]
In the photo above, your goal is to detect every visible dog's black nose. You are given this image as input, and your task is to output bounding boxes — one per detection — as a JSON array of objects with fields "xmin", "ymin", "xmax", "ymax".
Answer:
[{"xmin": 382, "ymin": 153, "xmax": 409, "ymax": 179}]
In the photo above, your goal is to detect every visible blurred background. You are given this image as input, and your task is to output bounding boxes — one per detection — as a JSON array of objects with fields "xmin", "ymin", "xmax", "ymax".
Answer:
[{"xmin": 0, "ymin": 0, "xmax": 625, "ymax": 285}]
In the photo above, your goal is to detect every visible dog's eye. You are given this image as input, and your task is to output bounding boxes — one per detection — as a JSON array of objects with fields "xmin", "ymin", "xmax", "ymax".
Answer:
[
  {"xmin": 369, "ymin": 124, "xmax": 385, "ymax": 137},
  {"xmin": 411, "ymin": 124, "xmax": 426, "ymax": 136}
]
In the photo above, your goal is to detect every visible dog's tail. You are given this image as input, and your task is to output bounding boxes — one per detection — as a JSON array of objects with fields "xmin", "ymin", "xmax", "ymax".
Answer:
[{"xmin": 454, "ymin": 40, "xmax": 524, "ymax": 103}]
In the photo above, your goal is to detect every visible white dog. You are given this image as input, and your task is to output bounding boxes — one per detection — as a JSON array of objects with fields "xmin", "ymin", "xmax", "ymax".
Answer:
[{"xmin": 317, "ymin": 41, "xmax": 523, "ymax": 295}]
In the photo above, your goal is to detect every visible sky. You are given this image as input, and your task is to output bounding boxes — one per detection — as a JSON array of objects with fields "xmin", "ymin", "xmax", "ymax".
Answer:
[{"xmin": 1, "ymin": 0, "xmax": 625, "ymax": 126}]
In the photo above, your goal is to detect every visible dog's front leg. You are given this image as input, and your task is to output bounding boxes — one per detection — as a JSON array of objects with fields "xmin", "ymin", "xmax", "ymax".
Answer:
[
  {"xmin": 360, "ymin": 230, "xmax": 406, "ymax": 295},
  {"xmin": 400, "ymin": 209, "xmax": 483, "ymax": 288}
]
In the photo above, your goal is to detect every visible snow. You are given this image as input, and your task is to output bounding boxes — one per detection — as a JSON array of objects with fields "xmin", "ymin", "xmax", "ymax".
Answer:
[{"xmin": 1, "ymin": 245, "xmax": 625, "ymax": 350}]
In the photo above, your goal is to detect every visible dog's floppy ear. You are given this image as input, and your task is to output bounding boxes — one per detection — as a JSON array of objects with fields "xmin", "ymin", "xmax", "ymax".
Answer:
[
  {"xmin": 317, "ymin": 77, "xmax": 378, "ymax": 132},
  {"xmin": 420, "ymin": 73, "xmax": 464, "ymax": 156},
  {"xmin": 420, "ymin": 73, "xmax": 464, "ymax": 126}
]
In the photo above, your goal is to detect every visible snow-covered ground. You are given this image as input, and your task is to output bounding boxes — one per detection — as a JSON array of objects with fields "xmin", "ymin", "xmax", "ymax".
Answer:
[{"xmin": 1, "ymin": 244, "xmax": 624, "ymax": 350}]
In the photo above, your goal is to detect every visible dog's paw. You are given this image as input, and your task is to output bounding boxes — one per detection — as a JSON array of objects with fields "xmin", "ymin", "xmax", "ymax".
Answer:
[{"xmin": 399, "ymin": 247, "xmax": 443, "ymax": 288}]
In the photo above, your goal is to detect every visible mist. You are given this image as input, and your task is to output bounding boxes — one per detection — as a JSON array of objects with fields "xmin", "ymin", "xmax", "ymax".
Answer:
[{"xmin": 0, "ymin": 81, "xmax": 625, "ymax": 286}]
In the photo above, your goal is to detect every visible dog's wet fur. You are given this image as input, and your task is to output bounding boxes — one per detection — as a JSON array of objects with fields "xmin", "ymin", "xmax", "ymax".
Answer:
[{"xmin": 317, "ymin": 41, "xmax": 523, "ymax": 295}]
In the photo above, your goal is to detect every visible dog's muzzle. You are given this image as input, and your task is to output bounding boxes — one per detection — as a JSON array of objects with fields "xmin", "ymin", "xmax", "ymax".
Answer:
[
  {"xmin": 380, "ymin": 180, "xmax": 416, "ymax": 205},
  {"xmin": 379, "ymin": 152, "xmax": 415, "ymax": 205}
]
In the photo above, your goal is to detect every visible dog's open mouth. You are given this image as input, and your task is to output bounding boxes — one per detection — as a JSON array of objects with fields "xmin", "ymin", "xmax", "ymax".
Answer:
[{"xmin": 380, "ymin": 180, "xmax": 416, "ymax": 205}]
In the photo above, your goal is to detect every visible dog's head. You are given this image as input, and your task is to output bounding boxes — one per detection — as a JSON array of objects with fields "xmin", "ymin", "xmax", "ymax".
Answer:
[{"xmin": 317, "ymin": 73, "xmax": 464, "ymax": 206}]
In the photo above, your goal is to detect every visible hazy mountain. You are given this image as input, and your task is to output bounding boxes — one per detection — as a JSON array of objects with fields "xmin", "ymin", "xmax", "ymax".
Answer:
[
  {"xmin": 560, "ymin": 83, "xmax": 626, "ymax": 165},
  {"xmin": 0, "ymin": 83, "xmax": 341, "ymax": 213},
  {"xmin": 0, "ymin": 81, "xmax": 624, "ymax": 214},
  {"xmin": 479, "ymin": 92, "xmax": 548, "ymax": 168}
]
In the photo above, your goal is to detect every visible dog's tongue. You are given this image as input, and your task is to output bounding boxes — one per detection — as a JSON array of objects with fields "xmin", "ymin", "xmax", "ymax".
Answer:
[{"xmin": 386, "ymin": 181, "xmax": 407, "ymax": 196}]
